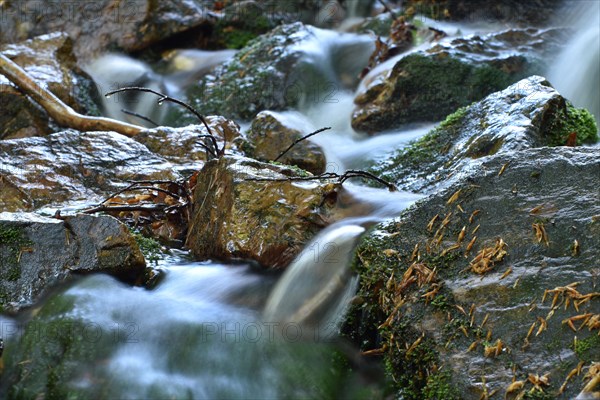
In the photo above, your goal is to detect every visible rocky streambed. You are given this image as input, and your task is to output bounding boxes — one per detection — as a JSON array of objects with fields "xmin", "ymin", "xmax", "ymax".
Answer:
[{"xmin": 1, "ymin": 1, "xmax": 599, "ymax": 399}]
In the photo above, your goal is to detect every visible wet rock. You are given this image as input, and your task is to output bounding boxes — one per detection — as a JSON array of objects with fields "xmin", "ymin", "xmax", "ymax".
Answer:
[
  {"xmin": 0, "ymin": 1, "xmax": 212, "ymax": 62},
  {"xmin": 346, "ymin": 146, "xmax": 600, "ymax": 399},
  {"xmin": 189, "ymin": 22, "xmax": 373, "ymax": 120},
  {"xmin": 0, "ymin": 32, "xmax": 100, "ymax": 139},
  {"xmin": 0, "ymin": 212, "xmax": 145, "ymax": 312},
  {"xmin": 0, "ymin": 130, "xmax": 179, "ymax": 212},
  {"xmin": 352, "ymin": 28, "xmax": 569, "ymax": 133},
  {"xmin": 368, "ymin": 76, "xmax": 598, "ymax": 193},
  {"xmin": 404, "ymin": 0, "xmax": 563, "ymax": 26},
  {"xmin": 134, "ymin": 117, "xmax": 242, "ymax": 174},
  {"xmin": 186, "ymin": 155, "xmax": 343, "ymax": 268},
  {"xmin": 245, "ymin": 111, "xmax": 326, "ymax": 175}
]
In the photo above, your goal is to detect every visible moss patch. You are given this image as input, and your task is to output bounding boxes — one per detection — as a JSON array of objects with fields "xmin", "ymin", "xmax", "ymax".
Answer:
[
  {"xmin": 0, "ymin": 224, "xmax": 33, "ymax": 282},
  {"xmin": 546, "ymin": 103, "xmax": 598, "ymax": 146}
]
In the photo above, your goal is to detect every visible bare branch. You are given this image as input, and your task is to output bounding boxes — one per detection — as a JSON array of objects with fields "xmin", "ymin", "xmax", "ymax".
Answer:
[
  {"xmin": 0, "ymin": 53, "xmax": 144, "ymax": 137},
  {"xmin": 274, "ymin": 127, "xmax": 331, "ymax": 162},
  {"xmin": 120, "ymin": 109, "xmax": 159, "ymax": 127}
]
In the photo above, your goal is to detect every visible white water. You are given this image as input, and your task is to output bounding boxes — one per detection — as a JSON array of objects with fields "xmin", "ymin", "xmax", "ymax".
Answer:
[{"xmin": 548, "ymin": 0, "xmax": 600, "ymax": 124}]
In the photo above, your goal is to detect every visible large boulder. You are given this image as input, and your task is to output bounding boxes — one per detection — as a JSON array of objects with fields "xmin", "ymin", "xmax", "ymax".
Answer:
[
  {"xmin": 345, "ymin": 146, "xmax": 600, "ymax": 399},
  {"xmin": 0, "ymin": 130, "xmax": 179, "ymax": 212},
  {"xmin": 186, "ymin": 155, "xmax": 346, "ymax": 268},
  {"xmin": 189, "ymin": 22, "xmax": 374, "ymax": 120},
  {"xmin": 368, "ymin": 76, "xmax": 598, "ymax": 193},
  {"xmin": 352, "ymin": 28, "xmax": 568, "ymax": 133},
  {"xmin": 244, "ymin": 111, "xmax": 326, "ymax": 175},
  {"xmin": 0, "ymin": 212, "xmax": 145, "ymax": 312},
  {"xmin": 0, "ymin": 32, "xmax": 99, "ymax": 139}
]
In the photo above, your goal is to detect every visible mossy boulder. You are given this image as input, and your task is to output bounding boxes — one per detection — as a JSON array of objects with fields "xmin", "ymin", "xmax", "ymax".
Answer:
[
  {"xmin": 368, "ymin": 76, "xmax": 598, "ymax": 193},
  {"xmin": 345, "ymin": 146, "xmax": 600, "ymax": 399},
  {"xmin": 0, "ymin": 212, "xmax": 145, "ymax": 312},
  {"xmin": 0, "ymin": 32, "xmax": 99, "ymax": 139},
  {"xmin": 0, "ymin": 130, "xmax": 180, "ymax": 212},
  {"xmin": 186, "ymin": 155, "xmax": 352, "ymax": 268},
  {"xmin": 245, "ymin": 111, "xmax": 326, "ymax": 175},
  {"xmin": 188, "ymin": 22, "xmax": 358, "ymax": 120},
  {"xmin": 352, "ymin": 28, "xmax": 568, "ymax": 133}
]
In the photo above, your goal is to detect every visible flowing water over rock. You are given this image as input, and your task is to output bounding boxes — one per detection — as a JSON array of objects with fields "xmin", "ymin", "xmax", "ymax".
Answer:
[{"xmin": 1, "ymin": 3, "xmax": 599, "ymax": 399}]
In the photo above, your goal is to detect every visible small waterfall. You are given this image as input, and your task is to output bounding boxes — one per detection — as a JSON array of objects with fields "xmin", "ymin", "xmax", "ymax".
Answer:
[{"xmin": 548, "ymin": 0, "xmax": 600, "ymax": 123}]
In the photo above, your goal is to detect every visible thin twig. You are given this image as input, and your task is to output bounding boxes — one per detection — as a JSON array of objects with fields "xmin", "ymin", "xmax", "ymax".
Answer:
[
  {"xmin": 244, "ymin": 169, "xmax": 397, "ymax": 191},
  {"xmin": 0, "ymin": 53, "xmax": 144, "ymax": 136},
  {"xmin": 120, "ymin": 109, "xmax": 159, "ymax": 127},
  {"xmin": 105, "ymin": 87, "xmax": 220, "ymax": 156},
  {"xmin": 274, "ymin": 127, "xmax": 331, "ymax": 162}
]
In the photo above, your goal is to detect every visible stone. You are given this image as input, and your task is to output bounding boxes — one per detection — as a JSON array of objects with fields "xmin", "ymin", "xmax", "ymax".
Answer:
[
  {"xmin": 346, "ymin": 146, "xmax": 600, "ymax": 399},
  {"xmin": 0, "ymin": 130, "xmax": 179, "ymax": 212},
  {"xmin": 245, "ymin": 111, "xmax": 326, "ymax": 175},
  {"xmin": 352, "ymin": 28, "xmax": 569, "ymax": 133},
  {"xmin": 186, "ymin": 155, "xmax": 344, "ymax": 268},
  {"xmin": 368, "ymin": 76, "xmax": 598, "ymax": 193},
  {"xmin": 0, "ymin": 212, "xmax": 145, "ymax": 312},
  {"xmin": 0, "ymin": 32, "xmax": 99, "ymax": 139}
]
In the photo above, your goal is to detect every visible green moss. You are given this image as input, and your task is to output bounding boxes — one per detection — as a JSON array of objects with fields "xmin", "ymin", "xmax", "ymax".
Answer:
[
  {"xmin": 422, "ymin": 371, "xmax": 460, "ymax": 400},
  {"xmin": 574, "ymin": 334, "xmax": 600, "ymax": 362},
  {"xmin": 0, "ymin": 224, "xmax": 33, "ymax": 282},
  {"xmin": 545, "ymin": 102, "xmax": 599, "ymax": 146},
  {"xmin": 131, "ymin": 231, "xmax": 162, "ymax": 266}
]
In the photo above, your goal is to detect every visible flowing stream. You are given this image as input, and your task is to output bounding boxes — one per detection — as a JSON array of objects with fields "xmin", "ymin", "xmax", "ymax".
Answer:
[{"xmin": 2, "ymin": 3, "xmax": 600, "ymax": 397}]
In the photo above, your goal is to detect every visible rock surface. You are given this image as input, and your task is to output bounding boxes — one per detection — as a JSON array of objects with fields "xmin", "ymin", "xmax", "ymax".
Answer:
[
  {"xmin": 368, "ymin": 76, "xmax": 598, "ymax": 193},
  {"xmin": 0, "ymin": 32, "xmax": 99, "ymax": 139},
  {"xmin": 245, "ymin": 111, "xmax": 326, "ymax": 175},
  {"xmin": 0, "ymin": 130, "xmax": 179, "ymax": 212},
  {"xmin": 352, "ymin": 28, "xmax": 568, "ymax": 133},
  {"xmin": 0, "ymin": 212, "xmax": 145, "ymax": 312},
  {"xmin": 189, "ymin": 22, "xmax": 373, "ymax": 120},
  {"xmin": 0, "ymin": 1, "xmax": 212, "ymax": 61},
  {"xmin": 346, "ymin": 146, "xmax": 600, "ymax": 399},
  {"xmin": 186, "ymin": 155, "xmax": 343, "ymax": 268}
]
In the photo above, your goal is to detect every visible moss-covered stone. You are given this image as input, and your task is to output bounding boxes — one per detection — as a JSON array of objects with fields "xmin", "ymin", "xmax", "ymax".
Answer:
[
  {"xmin": 367, "ymin": 76, "xmax": 599, "ymax": 194},
  {"xmin": 352, "ymin": 28, "xmax": 568, "ymax": 133}
]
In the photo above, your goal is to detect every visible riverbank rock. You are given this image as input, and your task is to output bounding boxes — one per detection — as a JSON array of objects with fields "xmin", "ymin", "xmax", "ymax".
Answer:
[
  {"xmin": 0, "ymin": 212, "xmax": 145, "ymax": 312},
  {"xmin": 186, "ymin": 155, "xmax": 346, "ymax": 268},
  {"xmin": 368, "ymin": 76, "xmax": 598, "ymax": 193},
  {"xmin": 0, "ymin": 130, "xmax": 179, "ymax": 212},
  {"xmin": 188, "ymin": 22, "xmax": 373, "ymax": 120},
  {"xmin": 345, "ymin": 146, "xmax": 600, "ymax": 400},
  {"xmin": 244, "ymin": 111, "xmax": 326, "ymax": 175},
  {"xmin": 0, "ymin": 32, "xmax": 99, "ymax": 139},
  {"xmin": 352, "ymin": 28, "xmax": 568, "ymax": 133},
  {"xmin": 0, "ymin": 1, "xmax": 214, "ymax": 61}
]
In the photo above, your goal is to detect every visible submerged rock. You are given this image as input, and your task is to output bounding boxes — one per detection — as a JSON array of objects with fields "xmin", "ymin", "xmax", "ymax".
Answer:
[
  {"xmin": 352, "ymin": 28, "xmax": 568, "ymax": 133},
  {"xmin": 186, "ymin": 155, "xmax": 345, "ymax": 268},
  {"xmin": 368, "ymin": 76, "xmax": 598, "ymax": 193},
  {"xmin": 0, "ymin": 32, "xmax": 99, "ymax": 139},
  {"xmin": 245, "ymin": 111, "xmax": 326, "ymax": 175},
  {"xmin": 0, "ymin": 212, "xmax": 145, "ymax": 312},
  {"xmin": 346, "ymin": 146, "xmax": 600, "ymax": 399},
  {"xmin": 0, "ymin": 130, "xmax": 179, "ymax": 212}
]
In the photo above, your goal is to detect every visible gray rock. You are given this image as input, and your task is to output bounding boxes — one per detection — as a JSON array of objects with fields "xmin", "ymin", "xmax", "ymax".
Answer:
[
  {"xmin": 352, "ymin": 28, "xmax": 569, "ymax": 133},
  {"xmin": 0, "ymin": 130, "xmax": 179, "ymax": 212},
  {"xmin": 0, "ymin": 32, "xmax": 99, "ymax": 139},
  {"xmin": 0, "ymin": 212, "xmax": 145, "ymax": 312},
  {"xmin": 348, "ymin": 146, "xmax": 600, "ymax": 399},
  {"xmin": 368, "ymin": 76, "xmax": 598, "ymax": 193}
]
